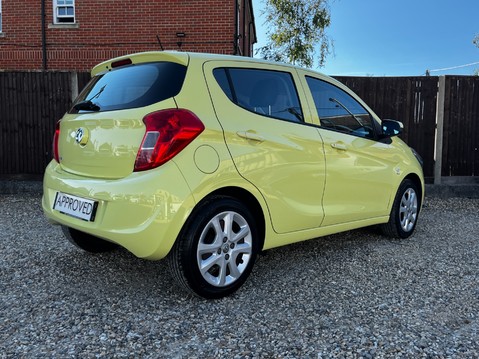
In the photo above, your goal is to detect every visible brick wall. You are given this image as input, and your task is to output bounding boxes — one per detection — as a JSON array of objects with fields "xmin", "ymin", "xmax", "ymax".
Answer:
[{"xmin": 0, "ymin": 0, "xmax": 255, "ymax": 71}]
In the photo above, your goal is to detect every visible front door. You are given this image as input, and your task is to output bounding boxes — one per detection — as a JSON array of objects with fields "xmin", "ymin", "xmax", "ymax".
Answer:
[{"xmin": 301, "ymin": 73, "xmax": 397, "ymax": 226}]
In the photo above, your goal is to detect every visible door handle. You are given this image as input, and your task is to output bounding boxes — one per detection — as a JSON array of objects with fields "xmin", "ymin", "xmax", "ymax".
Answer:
[
  {"xmin": 237, "ymin": 131, "xmax": 265, "ymax": 142},
  {"xmin": 331, "ymin": 142, "xmax": 347, "ymax": 150}
]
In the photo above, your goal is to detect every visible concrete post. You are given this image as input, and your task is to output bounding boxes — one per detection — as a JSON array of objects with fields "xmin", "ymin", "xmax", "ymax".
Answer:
[
  {"xmin": 434, "ymin": 76, "xmax": 445, "ymax": 184},
  {"xmin": 71, "ymin": 72, "xmax": 79, "ymax": 102}
]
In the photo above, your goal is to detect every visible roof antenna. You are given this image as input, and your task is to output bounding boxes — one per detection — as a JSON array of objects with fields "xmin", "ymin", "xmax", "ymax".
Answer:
[{"xmin": 156, "ymin": 35, "xmax": 164, "ymax": 51}]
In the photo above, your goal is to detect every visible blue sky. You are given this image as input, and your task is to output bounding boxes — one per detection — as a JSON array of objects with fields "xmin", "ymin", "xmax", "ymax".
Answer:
[{"xmin": 252, "ymin": 0, "xmax": 479, "ymax": 76}]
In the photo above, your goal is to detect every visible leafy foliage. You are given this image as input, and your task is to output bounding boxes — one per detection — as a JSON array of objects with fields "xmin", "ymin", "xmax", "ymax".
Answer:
[{"xmin": 257, "ymin": 0, "xmax": 332, "ymax": 68}]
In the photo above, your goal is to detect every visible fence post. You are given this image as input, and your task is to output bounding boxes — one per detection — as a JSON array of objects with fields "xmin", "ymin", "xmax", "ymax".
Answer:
[
  {"xmin": 434, "ymin": 76, "xmax": 445, "ymax": 184},
  {"xmin": 71, "ymin": 72, "xmax": 79, "ymax": 102}
]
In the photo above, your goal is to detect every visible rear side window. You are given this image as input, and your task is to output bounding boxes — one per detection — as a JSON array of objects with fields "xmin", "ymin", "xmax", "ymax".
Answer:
[
  {"xmin": 213, "ymin": 68, "xmax": 303, "ymax": 122},
  {"xmin": 71, "ymin": 62, "xmax": 187, "ymax": 113}
]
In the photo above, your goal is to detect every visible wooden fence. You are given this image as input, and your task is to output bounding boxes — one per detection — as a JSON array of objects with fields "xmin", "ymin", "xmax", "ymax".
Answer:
[
  {"xmin": 0, "ymin": 72, "xmax": 478, "ymax": 180},
  {"xmin": 442, "ymin": 76, "xmax": 479, "ymax": 177},
  {"xmin": 0, "ymin": 72, "xmax": 74, "ymax": 179}
]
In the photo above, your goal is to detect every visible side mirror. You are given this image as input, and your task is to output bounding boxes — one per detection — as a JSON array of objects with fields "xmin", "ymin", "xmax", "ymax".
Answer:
[{"xmin": 381, "ymin": 119, "xmax": 403, "ymax": 137}]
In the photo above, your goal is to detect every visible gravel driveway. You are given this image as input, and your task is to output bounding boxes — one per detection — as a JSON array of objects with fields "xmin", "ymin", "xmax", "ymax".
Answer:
[{"xmin": 1, "ymin": 193, "xmax": 478, "ymax": 358}]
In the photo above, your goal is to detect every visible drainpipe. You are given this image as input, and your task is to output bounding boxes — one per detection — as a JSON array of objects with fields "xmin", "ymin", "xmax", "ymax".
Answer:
[
  {"xmin": 242, "ymin": 0, "xmax": 246, "ymax": 55},
  {"xmin": 233, "ymin": 0, "xmax": 239, "ymax": 55},
  {"xmin": 248, "ymin": 21, "xmax": 254, "ymax": 56},
  {"xmin": 41, "ymin": 0, "xmax": 48, "ymax": 70}
]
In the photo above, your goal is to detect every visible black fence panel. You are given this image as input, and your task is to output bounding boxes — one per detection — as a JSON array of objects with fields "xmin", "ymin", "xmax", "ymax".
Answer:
[
  {"xmin": 77, "ymin": 72, "xmax": 91, "ymax": 95},
  {"xmin": 442, "ymin": 76, "xmax": 479, "ymax": 176},
  {"xmin": 0, "ymin": 72, "xmax": 73, "ymax": 179}
]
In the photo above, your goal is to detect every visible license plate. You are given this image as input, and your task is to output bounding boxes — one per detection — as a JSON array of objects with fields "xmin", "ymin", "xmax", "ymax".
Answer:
[{"xmin": 53, "ymin": 192, "xmax": 98, "ymax": 222}]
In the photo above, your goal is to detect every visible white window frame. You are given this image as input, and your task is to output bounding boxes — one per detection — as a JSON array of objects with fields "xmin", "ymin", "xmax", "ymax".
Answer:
[
  {"xmin": 0, "ymin": 0, "xmax": 3, "ymax": 33},
  {"xmin": 53, "ymin": 0, "xmax": 75, "ymax": 24}
]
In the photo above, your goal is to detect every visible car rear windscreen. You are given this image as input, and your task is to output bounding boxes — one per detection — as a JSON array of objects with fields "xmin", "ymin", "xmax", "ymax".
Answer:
[{"xmin": 70, "ymin": 62, "xmax": 187, "ymax": 113}]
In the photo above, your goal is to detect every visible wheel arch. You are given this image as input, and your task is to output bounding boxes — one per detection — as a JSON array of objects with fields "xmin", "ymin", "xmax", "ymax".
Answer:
[
  {"xmin": 168, "ymin": 186, "xmax": 265, "ymax": 298},
  {"xmin": 404, "ymin": 172, "xmax": 424, "ymax": 209}
]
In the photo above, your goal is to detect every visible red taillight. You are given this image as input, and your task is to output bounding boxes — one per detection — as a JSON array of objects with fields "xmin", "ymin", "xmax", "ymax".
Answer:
[
  {"xmin": 134, "ymin": 109, "xmax": 205, "ymax": 172},
  {"xmin": 53, "ymin": 120, "xmax": 61, "ymax": 163}
]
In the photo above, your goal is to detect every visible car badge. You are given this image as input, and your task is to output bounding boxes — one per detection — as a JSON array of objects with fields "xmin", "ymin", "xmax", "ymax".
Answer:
[{"xmin": 73, "ymin": 127, "xmax": 89, "ymax": 146}]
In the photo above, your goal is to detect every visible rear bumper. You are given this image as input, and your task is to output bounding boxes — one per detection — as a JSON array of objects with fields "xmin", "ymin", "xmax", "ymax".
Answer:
[{"xmin": 42, "ymin": 161, "xmax": 195, "ymax": 260}]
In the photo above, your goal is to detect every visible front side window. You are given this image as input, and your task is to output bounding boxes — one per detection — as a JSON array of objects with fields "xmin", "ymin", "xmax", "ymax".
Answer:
[
  {"xmin": 0, "ymin": 0, "xmax": 3, "ymax": 32},
  {"xmin": 53, "ymin": 0, "xmax": 75, "ymax": 24},
  {"xmin": 214, "ymin": 68, "xmax": 304, "ymax": 122},
  {"xmin": 306, "ymin": 76, "xmax": 376, "ymax": 139},
  {"xmin": 70, "ymin": 62, "xmax": 187, "ymax": 113}
]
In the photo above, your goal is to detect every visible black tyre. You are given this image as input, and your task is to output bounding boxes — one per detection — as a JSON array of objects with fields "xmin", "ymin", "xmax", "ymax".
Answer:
[
  {"xmin": 381, "ymin": 179, "xmax": 420, "ymax": 239},
  {"xmin": 62, "ymin": 226, "xmax": 118, "ymax": 253},
  {"xmin": 168, "ymin": 196, "xmax": 259, "ymax": 299}
]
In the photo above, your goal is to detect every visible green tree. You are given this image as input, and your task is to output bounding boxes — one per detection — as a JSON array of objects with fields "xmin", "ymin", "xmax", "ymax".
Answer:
[{"xmin": 257, "ymin": 0, "xmax": 332, "ymax": 68}]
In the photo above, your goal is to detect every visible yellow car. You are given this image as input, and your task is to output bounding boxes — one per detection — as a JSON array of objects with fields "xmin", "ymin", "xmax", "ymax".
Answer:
[{"xmin": 43, "ymin": 52, "xmax": 424, "ymax": 299}]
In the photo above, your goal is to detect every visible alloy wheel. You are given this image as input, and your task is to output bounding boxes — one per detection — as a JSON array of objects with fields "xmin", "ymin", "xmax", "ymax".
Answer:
[
  {"xmin": 196, "ymin": 211, "xmax": 253, "ymax": 287},
  {"xmin": 399, "ymin": 188, "xmax": 418, "ymax": 233}
]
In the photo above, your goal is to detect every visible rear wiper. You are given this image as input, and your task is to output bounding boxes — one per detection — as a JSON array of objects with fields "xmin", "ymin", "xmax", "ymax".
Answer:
[
  {"xmin": 73, "ymin": 85, "xmax": 106, "ymax": 112},
  {"xmin": 73, "ymin": 100, "xmax": 100, "ymax": 112}
]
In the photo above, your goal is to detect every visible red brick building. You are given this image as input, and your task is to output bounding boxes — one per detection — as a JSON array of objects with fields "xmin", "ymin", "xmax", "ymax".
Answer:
[{"xmin": 0, "ymin": 0, "xmax": 256, "ymax": 71}]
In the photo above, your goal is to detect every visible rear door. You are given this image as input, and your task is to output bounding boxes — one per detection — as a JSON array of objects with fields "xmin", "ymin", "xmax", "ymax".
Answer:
[{"xmin": 204, "ymin": 61, "xmax": 326, "ymax": 234}]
